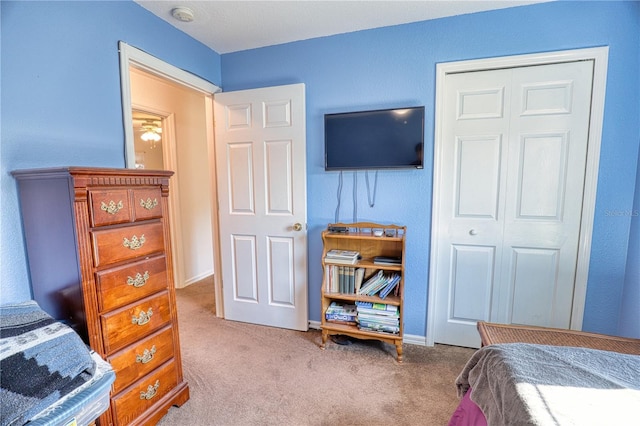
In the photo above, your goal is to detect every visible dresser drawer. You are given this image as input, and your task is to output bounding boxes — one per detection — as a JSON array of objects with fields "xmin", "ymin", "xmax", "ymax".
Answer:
[
  {"xmin": 89, "ymin": 189, "xmax": 132, "ymax": 227},
  {"xmin": 96, "ymin": 255, "xmax": 168, "ymax": 312},
  {"xmin": 133, "ymin": 188, "xmax": 163, "ymax": 221},
  {"xmin": 112, "ymin": 360, "xmax": 178, "ymax": 426},
  {"xmin": 101, "ymin": 292, "xmax": 172, "ymax": 354},
  {"xmin": 108, "ymin": 326, "xmax": 175, "ymax": 394},
  {"xmin": 92, "ymin": 222, "xmax": 165, "ymax": 267}
]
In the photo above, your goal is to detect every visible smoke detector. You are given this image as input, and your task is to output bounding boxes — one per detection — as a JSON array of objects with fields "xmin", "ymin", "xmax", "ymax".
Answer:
[{"xmin": 171, "ymin": 7, "xmax": 194, "ymax": 23}]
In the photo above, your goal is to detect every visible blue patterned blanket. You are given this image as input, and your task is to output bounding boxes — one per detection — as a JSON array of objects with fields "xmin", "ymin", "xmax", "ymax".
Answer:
[{"xmin": 0, "ymin": 301, "xmax": 96, "ymax": 426}]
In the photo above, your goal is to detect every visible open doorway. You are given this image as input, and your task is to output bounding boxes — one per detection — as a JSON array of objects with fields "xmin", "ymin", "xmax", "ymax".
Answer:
[
  {"xmin": 119, "ymin": 41, "xmax": 224, "ymax": 316},
  {"xmin": 129, "ymin": 68, "xmax": 215, "ymax": 292}
]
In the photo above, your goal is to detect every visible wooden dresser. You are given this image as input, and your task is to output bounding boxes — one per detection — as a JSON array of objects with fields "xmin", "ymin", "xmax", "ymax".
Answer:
[{"xmin": 13, "ymin": 167, "xmax": 189, "ymax": 425}]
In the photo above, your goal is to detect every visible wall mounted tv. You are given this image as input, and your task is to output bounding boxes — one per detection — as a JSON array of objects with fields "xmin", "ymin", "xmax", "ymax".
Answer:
[{"xmin": 324, "ymin": 106, "xmax": 425, "ymax": 171}]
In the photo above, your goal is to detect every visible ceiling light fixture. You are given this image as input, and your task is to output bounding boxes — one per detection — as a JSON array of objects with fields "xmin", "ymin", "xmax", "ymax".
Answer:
[
  {"xmin": 171, "ymin": 7, "xmax": 195, "ymax": 23},
  {"xmin": 140, "ymin": 120, "xmax": 162, "ymax": 148}
]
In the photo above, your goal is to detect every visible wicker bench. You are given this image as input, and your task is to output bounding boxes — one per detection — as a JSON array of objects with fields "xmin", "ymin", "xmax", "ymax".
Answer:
[{"xmin": 477, "ymin": 321, "xmax": 640, "ymax": 355}]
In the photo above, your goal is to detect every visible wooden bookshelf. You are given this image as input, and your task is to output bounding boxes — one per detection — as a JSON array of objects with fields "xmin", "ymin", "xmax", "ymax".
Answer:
[{"xmin": 320, "ymin": 222, "xmax": 406, "ymax": 362}]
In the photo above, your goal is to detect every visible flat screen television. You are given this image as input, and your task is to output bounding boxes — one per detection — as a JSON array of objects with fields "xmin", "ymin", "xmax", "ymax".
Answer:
[{"xmin": 324, "ymin": 106, "xmax": 425, "ymax": 170}]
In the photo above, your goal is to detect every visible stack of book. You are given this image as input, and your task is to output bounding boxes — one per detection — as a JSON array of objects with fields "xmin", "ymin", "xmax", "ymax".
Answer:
[
  {"xmin": 325, "ymin": 301, "xmax": 357, "ymax": 325},
  {"xmin": 324, "ymin": 249, "xmax": 360, "ymax": 265},
  {"xmin": 325, "ymin": 265, "xmax": 365, "ymax": 293},
  {"xmin": 357, "ymin": 270, "xmax": 401, "ymax": 298},
  {"xmin": 355, "ymin": 301, "xmax": 400, "ymax": 334}
]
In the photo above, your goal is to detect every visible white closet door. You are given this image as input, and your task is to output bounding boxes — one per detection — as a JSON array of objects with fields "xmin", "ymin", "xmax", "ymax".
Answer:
[{"xmin": 433, "ymin": 60, "xmax": 594, "ymax": 347}]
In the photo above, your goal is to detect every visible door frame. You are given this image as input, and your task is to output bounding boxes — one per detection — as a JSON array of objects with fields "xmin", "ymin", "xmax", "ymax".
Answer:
[
  {"xmin": 118, "ymin": 41, "xmax": 225, "ymax": 317},
  {"xmin": 426, "ymin": 46, "xmax": 609, "ymax": 346}
]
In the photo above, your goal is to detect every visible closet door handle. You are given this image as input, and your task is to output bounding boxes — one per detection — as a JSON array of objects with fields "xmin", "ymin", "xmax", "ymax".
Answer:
[{"xmin": 469, "ymin": 229, "xmax": 478, "ymax": 236}]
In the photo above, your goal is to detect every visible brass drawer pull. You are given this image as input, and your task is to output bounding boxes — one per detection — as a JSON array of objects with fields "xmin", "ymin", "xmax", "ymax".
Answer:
[
  {"xmin": 140, "ymin": 198, "xmax": 159, "ymax": 210},
  {"xmin": 127, "ymin": 271, "xmax": 150, "ymax": 288},
  {"xmin": 140, "ymin": 380, "xmax": 160, "ymax": 400},
  {"xmin": 101, "ymin": 200, "xmax": 123, "ymax": 215},
  {"xmin": 132, "ymin": 308, "xmax": 153, "ymax": 326},
  {"xmin": 123, "ymin": 234, "xmax": 146, "ymax": 250},
  {"xmin": 136, "ymin": 345, "xmax": 157, "ymax": 364}
]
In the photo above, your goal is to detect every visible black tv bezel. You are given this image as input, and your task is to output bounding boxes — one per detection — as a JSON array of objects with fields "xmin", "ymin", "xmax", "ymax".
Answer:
[{"xmin": 324, "ymin": 105, "xmax": 425, "ymax": 171}]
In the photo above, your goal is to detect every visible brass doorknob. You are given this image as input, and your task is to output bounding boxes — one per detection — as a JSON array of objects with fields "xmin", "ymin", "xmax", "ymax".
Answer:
[{"xmin": 293, "ymin": 223, "xmax": 303, "ymax": 231}]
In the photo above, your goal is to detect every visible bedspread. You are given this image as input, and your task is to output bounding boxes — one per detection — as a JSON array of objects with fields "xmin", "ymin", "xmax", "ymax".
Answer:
[
  {"xmin": 455, "ymin": 343, "xmax": 640, "ymax": 425},
  {"xmin": 0, "ymin": 301, "xmax": 96, "ymax": 426}
]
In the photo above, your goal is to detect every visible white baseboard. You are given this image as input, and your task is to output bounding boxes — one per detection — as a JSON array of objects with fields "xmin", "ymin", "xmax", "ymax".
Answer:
[
  {"xmin": 180, "ymin": 271, "xmax": 214, "ymax": 288},
  {"xmin": 307, "ymin": 320, "xmax": 430, "ymax": 346},
  {"xmin": 403, "ymin": 333, "xmax": 429, "ymax": 346},
  {"xmin": 308, "ymin": 320, "xmax": 321, "ymax": 330}
]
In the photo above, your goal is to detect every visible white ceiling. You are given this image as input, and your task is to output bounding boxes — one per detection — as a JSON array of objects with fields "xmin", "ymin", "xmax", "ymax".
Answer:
[{"xmin": 134, "ymin": 0, "xmax": 547, "ymax": 54}]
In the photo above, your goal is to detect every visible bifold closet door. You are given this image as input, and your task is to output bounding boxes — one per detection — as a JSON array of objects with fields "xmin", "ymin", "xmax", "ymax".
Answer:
[{"xmin": 433, "ymin": 60, "xmax": 594, "ymax": 347}]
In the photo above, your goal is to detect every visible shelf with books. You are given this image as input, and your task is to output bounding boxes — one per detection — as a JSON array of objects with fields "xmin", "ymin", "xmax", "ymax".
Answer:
[{"xmin": 320, "ymin": 222, "xmax": 406, "ymax": 362}]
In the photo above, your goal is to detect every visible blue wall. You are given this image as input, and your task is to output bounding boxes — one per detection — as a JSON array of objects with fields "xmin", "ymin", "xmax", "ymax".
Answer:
[
  {"xmin": 221, "ymin": 0, "xmax": 640, "ymax": 337},
  {"xmin": 1, "ymin": 1, "xmax": 221, "ymax": 302},
  {"xmin": 2, "ymin": 0, "xmax": 638, "ymax": 339},
  {"xmin": 619, "ymin": 146, "xmax": 640, "ymax": 338}
]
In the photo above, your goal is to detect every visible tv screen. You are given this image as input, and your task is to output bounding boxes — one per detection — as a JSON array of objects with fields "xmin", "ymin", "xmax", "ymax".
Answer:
[{"xmin": 324, "ymin": 106, "xmax": 425, "ymax": 171}]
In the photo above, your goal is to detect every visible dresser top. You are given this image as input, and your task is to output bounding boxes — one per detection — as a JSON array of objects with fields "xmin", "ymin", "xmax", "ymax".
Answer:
[{"xmin": 12, "ymin": 166, "xmax": 174, "ymax": 179}]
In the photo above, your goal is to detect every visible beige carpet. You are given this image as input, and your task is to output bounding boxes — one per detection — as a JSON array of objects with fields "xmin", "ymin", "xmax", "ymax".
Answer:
[{"xmin": 158, "ymin": 279, "xmax": 475, "ymax": 425}]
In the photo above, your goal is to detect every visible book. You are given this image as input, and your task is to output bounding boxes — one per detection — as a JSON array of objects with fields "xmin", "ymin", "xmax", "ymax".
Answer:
[
  {"xmin": 357, "ymin": 271, "xmax": 399, "ymax": 296},
  {"xmin": 379, "ymin": 274, "xmax": 400, "ymax": 299},
  {"xmin": 325, "ymin": 302, "xmax": 357, "ymax": 323},
  {"xmin": 326, "ymin": 301, "xmax": 356, "ymax": 313},
  {"xmin": 325, "ymin": 249, "xmax": 360, "ymax": 265},
  {"xmin": 356, "ymin": 307, "xmax": 400, "ymax": 317},
  {"xmin": 326, "ymin": 312, "xmax": 357, "ymax": 323},
  {"xmin": 357, "ymin": 313, "xmax": 399, "ymax": 323},
  {"xmin": 354, "ymin": 268, "xmax": 365, "ymax": 293},
  {"xmin": 347, "ymin": 267, "xmax": 355, "ymax": 293},
  {"xmin": 324, "ymin": 257, "xmax": 359, "ymax": 265},
  {"xmin": 358, "ymin": 270, "xmax": 384, "ymax": 295},
  {"xmin": 373, "ymin": 256, "xmax": 402, "ymax": 265},
  {"xmin": 334, "ymin": 265, "xmax": 340, "ymax": 292},
  {"xmin": 326, "ymin": 249, "xmax": 360, "ymax": 259},
  {"xmin": 358, "ymin": 322, "xmax": 400, "ymax": 334}
]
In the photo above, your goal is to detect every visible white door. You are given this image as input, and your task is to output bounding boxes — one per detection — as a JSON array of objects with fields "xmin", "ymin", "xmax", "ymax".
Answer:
[
  {"xmin": 214, "ymin": 83, "xmax": 308, "ymax": 331},
  {"xmin": 433, "ymin": 61, "xmax": 594, "ymax": 347}
]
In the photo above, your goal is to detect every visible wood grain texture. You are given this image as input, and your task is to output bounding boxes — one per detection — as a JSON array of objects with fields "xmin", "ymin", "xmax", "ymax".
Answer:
[{"xmin": 12, "ymin": 167, "xmax": 188, "ymax": 426}]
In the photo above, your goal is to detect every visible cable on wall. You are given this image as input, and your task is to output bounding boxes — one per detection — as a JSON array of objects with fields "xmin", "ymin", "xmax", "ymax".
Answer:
[
  {"xmin": 353, "ymin": 171, "xmax": 358, "ymax": 222},
  {"xmin": 334, "ymin": 171, "xmax": 343, "ymax": 223},
  {"xmin": 365, "ymin": 170, "xmax": 378, "ymax": 207}
]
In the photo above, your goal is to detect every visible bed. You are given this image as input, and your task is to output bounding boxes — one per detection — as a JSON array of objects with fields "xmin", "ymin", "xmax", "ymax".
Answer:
[
  {"xmin": 449, "ymin": 321, "xmax": 640, "ymax": 426},
  {"xmin": 1, "ymin": 301, "xmax": 115, "ymax": 426}
]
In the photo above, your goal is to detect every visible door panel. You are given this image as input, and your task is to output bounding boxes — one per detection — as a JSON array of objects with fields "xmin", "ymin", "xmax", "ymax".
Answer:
[
  {"xmin": 508, "ymin": 247, "xmax": 559, "ymax": 325},
  {"xmin": 516, "ymin": 133, "xmax": 568, "ymax": 219},
  {"xmin": 450, "ymin": 245, "xmax": 495, "ymax": 321},
  {"xmin": 231, "ymin": 235, "xmax": 258, "ymax": 301},
  {"xmin": 228, "ymin": 143, "xmax": 255, "ymax": 213},
  {"xmin": 268, "ymin": 236, "xmax": 295, "ymax": 306},
  {"xmin": 214, "ymin": 83, "xmax": 307, "ymax": 331},
  {"xmin": 456, "ymin": 136, "xmax": 503, "ymax": 218},
  {"xmin": 265, "ymin": 140, "xmax": 293, "ymax": 214},
  {"xmin": 434, "ymin": 61, "xmax": 594, "ymax": 347}
]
